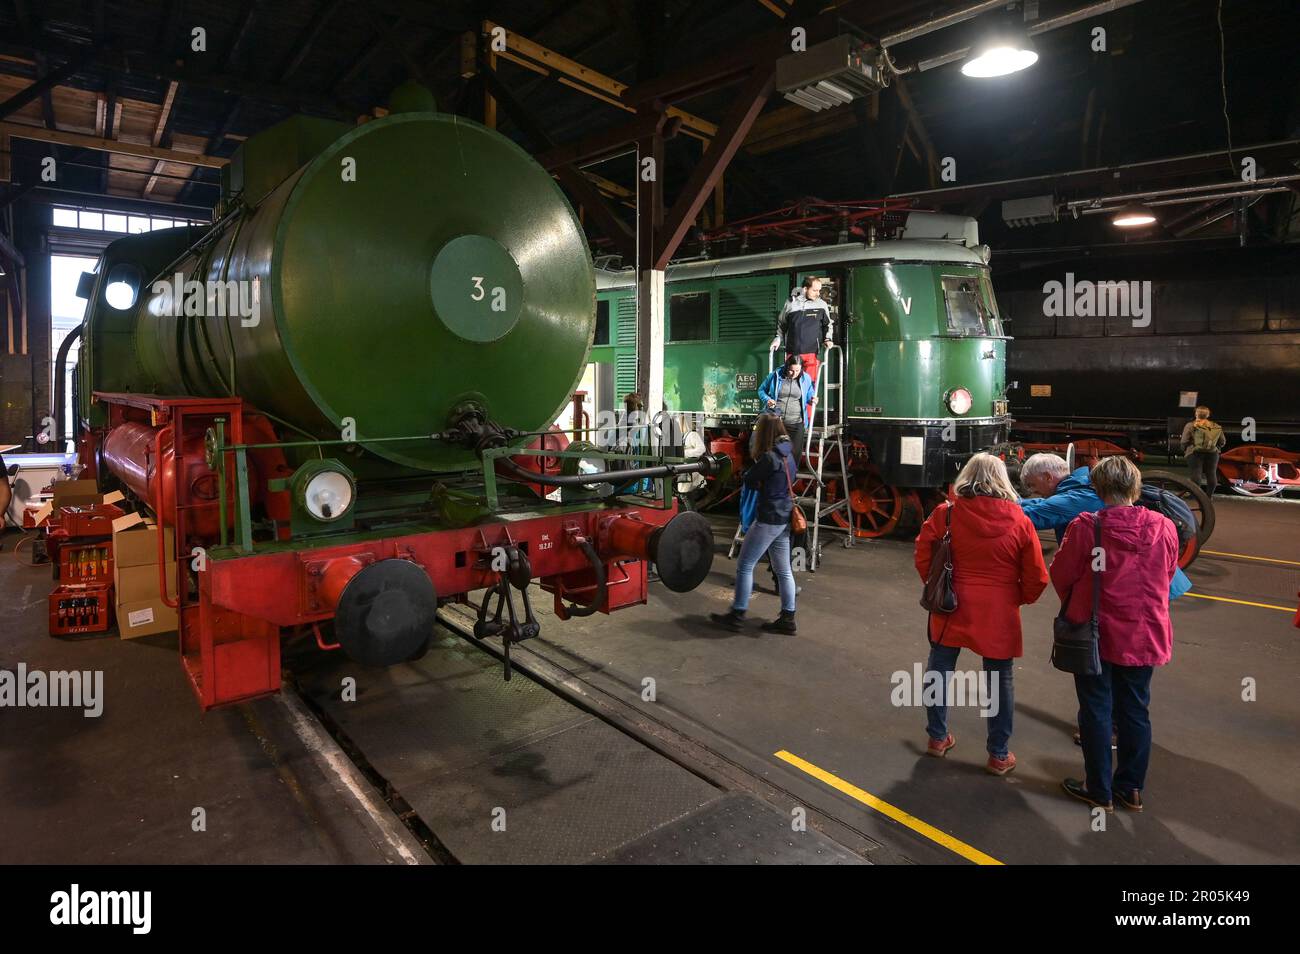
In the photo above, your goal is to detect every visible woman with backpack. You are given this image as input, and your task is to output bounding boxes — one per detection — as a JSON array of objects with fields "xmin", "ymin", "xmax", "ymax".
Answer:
[
  {"xmin": 913, "ymin": 453, "xmax": 1050, "ymax": 775},
  {"xmin": 712, "ymin": 413, "xmax": 800, "ymax": 634},
  {"xmin": 1051, "ymin": 455, "xmax": 1180, "ymax": 813},
  {"xmin": 1180, "ymin": 405, "xmax": 1226, "ymax": 495}
]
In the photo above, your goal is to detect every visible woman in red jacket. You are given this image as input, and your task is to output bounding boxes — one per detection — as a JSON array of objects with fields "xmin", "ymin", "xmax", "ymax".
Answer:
[
  {"xmin": 914, "ymin": 453, "xmax": 1050, "ymax": 775},
  {"xmin": 1052, "ymin": 455, "xmax": 1178, "ymax": 813}
]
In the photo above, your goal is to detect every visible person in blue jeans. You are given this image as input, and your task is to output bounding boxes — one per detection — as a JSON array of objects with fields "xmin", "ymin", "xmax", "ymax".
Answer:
[
  {"xmin": 711, "ymin": 413, "xmax": 799, "ymax": 635},
  {"xmin": 1020, "ymin": 453, "xmax": 1190, "ymax": 751},
  {"xmin": 914, "ymin": 453, "xmax": 1049, "ymax": 775},
  {"xmin": 1049, "ymin": 456, "xmax": 1178, "ymax": 812}
]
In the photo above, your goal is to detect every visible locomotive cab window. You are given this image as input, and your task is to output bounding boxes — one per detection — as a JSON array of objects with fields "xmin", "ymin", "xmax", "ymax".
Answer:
[
  {"xmin": 941, "ymin": 275, "xmax": 989, "ymax": 336},
  {"xmin": 594, "ymin": 299, "xmax": 611, "ymax": 345},
  {"xmin": 669, "ymin": 291, "xmax": 711, "ymax": 342}
]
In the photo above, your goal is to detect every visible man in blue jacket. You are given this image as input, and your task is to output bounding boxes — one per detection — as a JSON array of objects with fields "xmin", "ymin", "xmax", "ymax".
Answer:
[{"xmin": 1019, "ymin": 453, "xmax": 1192, "ymax": 599}]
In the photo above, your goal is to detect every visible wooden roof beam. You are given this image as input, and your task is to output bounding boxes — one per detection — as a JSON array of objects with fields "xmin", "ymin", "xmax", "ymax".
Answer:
[
  {"xmin": 0, "ymin": 122, "xmax": 226, "ymax": 169},
  {"xmin": 0, "ymin": 44, "xmax": 99, "ymax": 122},
  {"xmin": 656, "ymin": 67, "xmax": 775, "ymax": 269},
  {"xmin": 143, "ymin": 80, "xmax": 180, "ymax": 196},
  {"xmin": 481, "ymin": 21, "xmax": 716, "ymax": 141}
]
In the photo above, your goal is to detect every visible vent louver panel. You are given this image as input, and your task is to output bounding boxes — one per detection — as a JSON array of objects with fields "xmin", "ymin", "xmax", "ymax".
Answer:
[{"xmin": 718, "ymin": 283, "xmax": 779, "ymax": 340}]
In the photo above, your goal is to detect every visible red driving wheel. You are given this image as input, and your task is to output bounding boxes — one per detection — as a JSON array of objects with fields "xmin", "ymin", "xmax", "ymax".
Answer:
[{"xmin": 826, "ymin": 472, "xmax": 904, "ymax": 538}]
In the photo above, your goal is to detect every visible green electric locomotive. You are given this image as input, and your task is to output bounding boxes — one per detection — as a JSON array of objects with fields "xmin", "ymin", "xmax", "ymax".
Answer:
[{"xmin": 590, "ymin": 213, "xmax": 1012, "ymax": 537}]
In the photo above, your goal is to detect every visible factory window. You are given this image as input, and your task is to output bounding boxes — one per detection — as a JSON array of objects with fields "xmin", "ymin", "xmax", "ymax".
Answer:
[
  {"xmin": 595, "ymin": 299, "xmax": 611, "ymax": 345},
  {"xmin": 51, "ymin": 204, "xmax": 208, "ymax": 233},
  {"xmin": 669, "ymin": 291, "xmax": 711, "ymax": 342},
  {"xmin": 942, "ymin": 275, "xmax": 989, "ymax": 336}
]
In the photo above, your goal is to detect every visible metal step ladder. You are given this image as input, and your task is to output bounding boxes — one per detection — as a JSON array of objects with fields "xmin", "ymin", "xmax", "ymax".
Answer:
[{"xmin": 727, "ymin": 344, "xmax": 853, "ymax": 572}]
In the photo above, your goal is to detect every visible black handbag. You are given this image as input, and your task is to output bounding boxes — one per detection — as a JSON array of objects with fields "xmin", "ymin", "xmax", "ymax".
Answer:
[
  {"xmin": 920, "ymin": 503, "xmax": 957, "ymax": 615},
  {"xmin": 1051, "ymin": 513, "xmax": 1104, "ymax": 676}
]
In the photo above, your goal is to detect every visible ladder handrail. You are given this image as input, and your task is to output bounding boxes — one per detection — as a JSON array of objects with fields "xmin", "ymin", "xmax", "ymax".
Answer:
[{"xmin": 803, "ymin": 343, "xmax": 844, "ymax": 463}]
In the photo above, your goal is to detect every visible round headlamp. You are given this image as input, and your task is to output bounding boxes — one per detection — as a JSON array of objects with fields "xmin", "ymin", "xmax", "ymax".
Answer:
[
  {"xmin": 945, "ymin": 387, "xmax": 974, "ymax": 416},
  {"xmin": 292, "ymin": 459, "xmax": 356, "ymax": 523}
]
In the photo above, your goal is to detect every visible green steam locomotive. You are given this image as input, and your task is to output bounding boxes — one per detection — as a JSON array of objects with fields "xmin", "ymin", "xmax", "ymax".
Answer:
[{"xmin": 591, "ymin": 214, "xmax": 1012, "ymax": 537}]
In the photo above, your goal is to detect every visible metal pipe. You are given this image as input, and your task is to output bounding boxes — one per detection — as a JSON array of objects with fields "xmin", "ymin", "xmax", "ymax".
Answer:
[
  {"xmin": 1078, "ymin": 187, "xmax": 1291, "ymax": 212},
  {"xmin": 889, "ymin": 138, "xmax": 1300, "ymax": 201},
  {"xmin": 1066, "ymin": 174, "xmax": 1300, "ymax": 209},
  {"xmin": 913, "ymin": 0, "xmax": 1148, "ymax": 72},
  {"xmin": 51, "ymin": 321, "xmax": 82, "ymax": 448},
  {"xmin": 496, "ymin": 453, "xmax": 727, "ymax": 489},
  {"xmin": 878, "ymin": 0, "xmax": 1007, "ymax": 48}
]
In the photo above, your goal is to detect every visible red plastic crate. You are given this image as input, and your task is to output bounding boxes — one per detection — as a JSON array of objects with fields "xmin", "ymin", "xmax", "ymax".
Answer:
[
  {"xmin": 56, "ymin": 503, "xmax": 124, "ymax": 537},
  {"xmin": 49, "ymin": 583, "xmax": 115, "ymax": 636},
  {"xmin": 58, "ymin": 543, "xmax": 115, "ymax": 584}
]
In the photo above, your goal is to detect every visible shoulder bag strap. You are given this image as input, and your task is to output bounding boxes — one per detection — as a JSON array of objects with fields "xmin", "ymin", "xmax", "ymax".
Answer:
[{"xmin": 1090, "ymin": 510, "xmax": 1103, "ymax": 624}]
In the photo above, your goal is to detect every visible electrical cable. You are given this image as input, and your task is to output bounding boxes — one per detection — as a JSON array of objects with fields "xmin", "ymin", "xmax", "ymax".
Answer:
[{"xmin": 1217, "ymin": 0, "xmax": 1235, "ymax": 175}]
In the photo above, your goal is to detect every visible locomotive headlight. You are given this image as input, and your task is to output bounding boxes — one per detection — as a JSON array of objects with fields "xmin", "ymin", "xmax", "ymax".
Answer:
[
  {"xmin": 305, "ymin": 472, "xmax": 353, "ymax": 520},
  {"xmin": 291, "ymin": 459, "xmax": 356, "ymax": 523},
  {"xmin": 945, "ymin": 387, "xmax": 974, "ymax": 415}
]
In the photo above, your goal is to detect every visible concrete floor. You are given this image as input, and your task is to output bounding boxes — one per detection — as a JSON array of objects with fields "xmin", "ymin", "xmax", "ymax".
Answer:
[
  {"xmin": 2, "ymin": 494, "xmax": 1295, "ymax": 864},
  {"xmin": 510, "ymin": 495, "xmax": 1300, "ymax": 865},
  {"xmin": 0, "ymin": 528, "xmax": 424, "ymax": 864}
]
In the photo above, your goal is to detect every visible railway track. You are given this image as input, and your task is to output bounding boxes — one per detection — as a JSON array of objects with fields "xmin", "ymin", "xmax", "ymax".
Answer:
[{"xmin": 281, "ymin": 605, "xmax": 888, "ymax": 865}]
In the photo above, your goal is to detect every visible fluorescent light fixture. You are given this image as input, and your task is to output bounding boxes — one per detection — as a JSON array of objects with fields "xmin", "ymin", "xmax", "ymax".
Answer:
[
  {"xmin": 1111, "ymin": 203, "xmax": 1157, "ymax": 228},
  {"xmin": 961, "ymin": 24, "xmax": 1038, "ymax": 78}
]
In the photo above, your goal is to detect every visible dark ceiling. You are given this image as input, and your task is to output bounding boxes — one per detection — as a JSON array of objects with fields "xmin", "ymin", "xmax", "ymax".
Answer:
[{"xmin": 2, "ymin": 0, "xmax": 1298, "ymax": 260}]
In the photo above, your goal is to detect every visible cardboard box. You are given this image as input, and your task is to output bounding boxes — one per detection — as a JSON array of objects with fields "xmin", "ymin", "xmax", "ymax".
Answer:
[
  {"xmin": 51, "ymin": 479, "xmax": 102, "ymax": 508},
  {"xmin": 117, "ymin": 598, "xmax": 178, "ymax": 639},
  {"xmin": 114, "ymin": 561, "xmax": 179, "ymax": 604},
  {"xmin": 111, "ymin": 515, "xmax": 176, "ymax": 569}
]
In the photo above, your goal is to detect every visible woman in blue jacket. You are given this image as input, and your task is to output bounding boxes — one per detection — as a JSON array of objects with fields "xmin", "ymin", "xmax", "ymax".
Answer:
[
  {"xmin": 758, "ymin": 355, "xmax": 816, "ymax": 463},
  {"xmin": 712, "ymin": 414, "xmax": 799, "ymax": 634}
]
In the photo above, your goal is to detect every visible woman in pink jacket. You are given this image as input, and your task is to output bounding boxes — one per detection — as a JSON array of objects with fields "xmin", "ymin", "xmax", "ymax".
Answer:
[{"xmin": 1051, "ymin": 455, "xmax": 1179, "ymax": 813}]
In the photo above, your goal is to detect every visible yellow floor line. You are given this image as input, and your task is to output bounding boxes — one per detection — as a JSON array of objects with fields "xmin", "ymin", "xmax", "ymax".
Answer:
[
  {"xmin": 1201, "ymin": 549, "xmax": 1300, "ymax": 567},
  {"xmin": 773, "ymin": 749, "xmax": 1004, "ymax": 866},
  {"xmin": 1185, "ymin": 592, "xmax": 1294, "ymax": 613}
]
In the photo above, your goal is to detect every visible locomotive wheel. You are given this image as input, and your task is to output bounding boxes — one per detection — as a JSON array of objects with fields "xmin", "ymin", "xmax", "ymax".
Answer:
[
  {"xmin": 1143, "ymin": 470, "xmax": 1215, "ymax": 546},
  {"xmin": 826, "ymin": 473, "xmax": 903, "ymax": 538},
  {"xmin": 1226, "ymin": 481, "xmax": 1284, "ymax": 498}
]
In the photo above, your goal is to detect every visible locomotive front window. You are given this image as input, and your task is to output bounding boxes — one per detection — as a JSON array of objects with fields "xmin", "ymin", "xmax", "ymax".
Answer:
[
  {"xmin": 942, "ymin": 275, "xmax": 988, "ymax": 335},
  {"xmin": 669, "ymin": 291, "xmax": 711, "ymax": 342},
  {"xmin": 594, "ymin": 299, "xmax": 611, "ymax": 345}
]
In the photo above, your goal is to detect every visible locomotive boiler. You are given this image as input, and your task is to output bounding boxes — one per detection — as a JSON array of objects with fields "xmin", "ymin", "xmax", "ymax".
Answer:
[{"xmin": 72, "ymin": 88, "xmax": 723, "ymax": 709}]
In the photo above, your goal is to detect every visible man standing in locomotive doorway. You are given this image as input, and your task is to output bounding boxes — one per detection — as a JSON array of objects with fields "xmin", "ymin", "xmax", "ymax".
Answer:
[{"xmin": 773, "ymin": 276, "xmax": 833, "ymax": 424}]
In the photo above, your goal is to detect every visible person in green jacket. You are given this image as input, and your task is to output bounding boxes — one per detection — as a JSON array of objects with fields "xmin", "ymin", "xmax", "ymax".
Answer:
[{"xmin": 1179, "ymin": 406, "xmax": 1226, "ymax": 495}]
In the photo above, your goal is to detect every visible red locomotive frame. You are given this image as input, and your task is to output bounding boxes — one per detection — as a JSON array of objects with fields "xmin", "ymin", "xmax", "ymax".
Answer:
[{"xmin": 82, "ymin": 392, "xmax": 697, "ymax": 710}]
